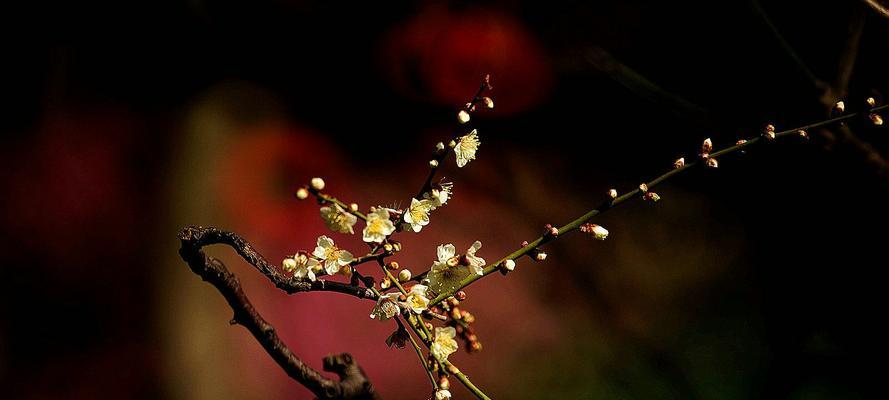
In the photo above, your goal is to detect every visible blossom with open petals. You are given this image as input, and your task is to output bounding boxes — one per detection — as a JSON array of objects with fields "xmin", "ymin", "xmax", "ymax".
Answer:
[
  {"xmin": 403, "ymin": 198, "xmax": 433, "ymax": 232},
  {"xmin": 282, "ymin": 252, "xmax": 321, "ymax": 281},
  {"xmin": 464, "ymin": 241, "xmax": 485, "ymax": 275},
  {"xmin": 363, "ymin": 208, "xmax": 396, "ymax": 243},
  {"xmin": 424, "ymin": 181, "xmax": 453, "ymax": 209},
  {"xmin": 370, "ymin": 293, "xmax": 402, "ymax": 321},
  {"xmin": 312, "ymin": 236, "xmax": 353, "ymax": 275},
  {"xmin": 320, "ymin": 203, "xmax": 357, "ymax": 234},
  {"xmin": 435, "ymin": 389, "xmax": 452, "ymax": 400},
  {"xmin": 427, "ymin": 243, "xmax": 483, "ymax": 295},
  {"xmin": 430, "ymin": 326, "xmax": 459, "ymax": 361},
  {"xmin": 454, "ymin": 129, "xmax": 480, "ymax": 168},
  {"xmin": 403, "ymin": 284, "xmax": 430, "ymax": 314}
]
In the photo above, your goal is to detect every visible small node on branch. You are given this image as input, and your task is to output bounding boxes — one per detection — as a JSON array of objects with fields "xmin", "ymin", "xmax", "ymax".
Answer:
[
  {"xmin": 499, "ymin": 259, "xmax": 516, "ymax": 275},
  {"xmin": 701, "ymin": 138, "xmax": 713, "ymax": 155},
  {"xmin": 834, "ymin": 101, "xmax": 846, "ymax": 113},
  {"xmin": 543, "ymin": 224, "xmax": 559, "ymax": 238},
  {"xmin": 674, "ymin": 157, "xmax": 685, "ymax": 169},
  {"xmin": 579, "ymin": 223, "xmax": 609, "ymax": 240},
  {"xmin": 763, "ymin": 124, "xmax": 776, "ymax": 140},
  {"xmin": 643, "ymin": 192, "xmax": 661, "ymax": 202}
]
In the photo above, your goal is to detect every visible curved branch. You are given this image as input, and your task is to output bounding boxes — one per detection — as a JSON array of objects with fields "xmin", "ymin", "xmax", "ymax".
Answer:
[
  {"xmin": 179, "ymin": 226, "xmax": 377, "ymax": 300},
  {"xmin": 178, "ymin": 226, "xmax": 382, "ymax": 400}
]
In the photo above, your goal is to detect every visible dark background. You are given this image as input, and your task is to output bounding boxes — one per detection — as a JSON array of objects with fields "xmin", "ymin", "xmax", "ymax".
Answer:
[{"xmin": 2, "ymin": 0, "xmax": 888, "ymax": 398}]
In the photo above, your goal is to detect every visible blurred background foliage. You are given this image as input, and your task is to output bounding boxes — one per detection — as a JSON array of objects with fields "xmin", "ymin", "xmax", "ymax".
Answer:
[{"xmin": 1, "ymin": 0, "xmax": 888, "ymax": 399}]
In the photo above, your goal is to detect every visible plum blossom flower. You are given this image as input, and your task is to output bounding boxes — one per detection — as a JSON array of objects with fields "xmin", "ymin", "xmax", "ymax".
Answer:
[
  {"xmin": 320, "ymin": 203, "xmax": 357, "ymax": 234},
  {"xmin": 428, "ymin": 242, "xmax": 484, "ymax": 295},
  {"xmin": 403, "ymin": 198, "xmax": 433, "ymax": 232},
  {"xmin": 435, "ymin": 389, "xmax": 452, "ymax": 400},
  {"xmin": 363, "ymin": 208, "xmax": 396, "ymax": 243},
  {"xmin": 430, "ymin": 326, "xmax": 459, "ymax": 361},
  {"xmin": 403, "ymin": 284, "xmax": 430, "ymax": 314},
  {"xmin": 370, "ymin": 292, "xmax": 402, "ymax": 321},
  {"xmin": 454, "ymin": 129, "xmax": 480, "ymax": 168},
  {"xmin": 312, "ymin": 236, "xmax": 353, "ymax": 275},
  {"xmin": 464, "ymin": 241, "xmax": 485, "ymax": 275},
  {"xmin": 424, "ymin": 181, "xmax": 453, "ymax": 209},
  {"xmin": 282, "ymin": 252, "xmax": 321, "ymax": 281}
]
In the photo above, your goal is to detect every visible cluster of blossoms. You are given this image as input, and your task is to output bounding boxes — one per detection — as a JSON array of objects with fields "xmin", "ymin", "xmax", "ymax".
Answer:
[{"xmin": 282, "ymin": 235, "xmax": 353, "ymax": 281}]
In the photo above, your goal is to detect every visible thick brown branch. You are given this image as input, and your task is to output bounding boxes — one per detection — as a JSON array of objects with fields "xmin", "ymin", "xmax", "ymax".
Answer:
[{"xmin": 178, "ymin": 226, "xmax": 382, "ymax": 400}]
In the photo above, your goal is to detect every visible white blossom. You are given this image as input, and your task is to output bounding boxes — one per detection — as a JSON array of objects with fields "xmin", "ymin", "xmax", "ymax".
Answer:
[
  {"xmin": 454, "ymin": 129, "xmax": 480, "ymax": 168},
  {"xmin": 370, "ymin": 293, "xmax": 402, "ymax": 321},
  {"xmin": 402, "ymin": 284, "xmax": 430, "ymax": 314},
  {"xmin": 430, "ymin": 327, "xmax": 458, "ymax": 361},
  {"xmin": 363, "ymin": 208, "xmax": 396, "ymax": 243},
  {"xmin": 283, "ymin": 252, "xmax": 321, "ymax": 281},
  {"xmin": 403, "ymin": 198, "xmax": 433, "ymax": 232},
  {"xmin": 312, "ymin": 236, "xmax": 354, "ymax": 275},
  {"xmin": 320, "ymin": 203, "xmax": 357, "ymax": 234}
]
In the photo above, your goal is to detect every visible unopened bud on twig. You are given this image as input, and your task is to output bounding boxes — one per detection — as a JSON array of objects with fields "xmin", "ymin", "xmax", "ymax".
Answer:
[
  {"xmin": 429, "ymin": 159, "xmax": 439, "ymax": 168},
  {"xmin": 639, "ymin": 183, "xmax": 649, "ymax": 193},
  {"xmin": 295, "ymin": 187, "xmax": 309, "ymax": 200},
  {"xmin": 535, "ymin": 251, "xmax": 547, "ymax": 261},
  {"xmin": 608, "ymin": 189, "xmax": 618, "ymax": 199},
  {"xmin": 501, "ymin": 259, "xmax": 516, "ymax": 272},
  {"xmin": 871, "ymin": 113, "xmax": 884, "ymax": 126},
  {"xmin": 643, "ymin": 192, "xmax": 661, "ymax": 202},
  {"xmin": 457, "ymin": 110, "xmax": 471, "ymax": 124},
  {"xmin": 866, "ymin": 97, "xmax": 877, "ymax": 107},
  {"xmin": 349, "ymin": 203, "xmax": 359, "ymax": 212},
  {"xmin": 580, "ymin": 223, "xmax": 609, "ymax": 240},
  {"xmin": 380, "ymin": 277, "xmax": 391, "ymax": 289},
  {"xmin": 310, "ymin": 177, "xmax": 326, "ymax": 191},
  {"xmin": 834, "ymin": 101, "xmax": 845, "ymax": 113},
  {"xmin": 674, "ymin": 157, "xmax": 685, "ymax": 169},
  {"xmin": 544, "ymin": 224, "xmax": 559, "ymax": 237},
  {"xmin": 702, "ymin": 138, "xmax": 713, "ymax": 154},
  {"xmin": 482, "ymin": 97, "xmax": 494, "ymax": 109},
  {"xmin": 798, "ymin": 130, "xmax": 808, "ymax": 139},
  {"xmin": 398, "ymin": 269, "xmax": 412, "ymax": 282},
  {"xmin": 706, "ymin": 158, "xmax": 719, "ymax": 168}
]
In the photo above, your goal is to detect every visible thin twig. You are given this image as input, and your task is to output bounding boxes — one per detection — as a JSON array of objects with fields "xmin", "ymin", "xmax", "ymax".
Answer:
[{"xmin": 431, "ymin": 104, "xmax": 889, "ymax": 305}]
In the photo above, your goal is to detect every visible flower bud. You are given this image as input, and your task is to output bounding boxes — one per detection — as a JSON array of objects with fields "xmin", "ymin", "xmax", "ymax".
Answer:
[
  {"xmin": 349, "ymin": 203, "xmax": 359, "ymax": 212},
  {"xmin": 674, "ymin": 157, "xmax": 685, "ymax": 169},
  {"xmin": 380, "ymin": 277, "xmax": 391, "ymax": 289},
  {"xmin": 639, "ymin": 183, "xmax": 649, "ymax": 192},
  {"xmin": 608, "ymin": 189, "xmax": 618, "ymax": 199},
  {"xmin": 295, "ymin": 187, "xmax": 309, "ymax": 200},
  {"xmin": 439, "ymin": 377, "xmax": 450, "ymax": 390},
  {"xmin": 482, "ymin": 97, "xmax": 494, "ymax": 109},
  {"xmin": 457, "ymin": 110, "xmax": 471, "ymax": 124},
  {"xmin": 702, "ymin": 138, "xmax": 713, "ymax": 154},
  {"xmin": 455, "ymin": 291, "xmax": 467, "ymax": 301},
  {"xmin": 834, "ymin": 101, "xmax": 845, "ymax": 113},
  {"xmin": 706, "ymin": 158, "xmax": 719, "ymax": 168},
  {"xmin": 535, "ymin": 251, "xmax": 547, "ymax": 261},
  {"xmin": 643, "ymin": 192, "xmax": 661, "ymax": 202},
  {"xmin": 871, "ymin": 113, "xmax": 884, "ymax": 126},
  {"xmin": 580, "ymin": 223, "xmax": 609, "ymax": 240},
  {"xmin": 310, "ymin": 177, "xmax": 325, "ymax": 191},
  {"xmin": 398, "ymin": 269, "xmax": 412, "ymax": 282},
  {"xmin": 503, "ymin": 259, "xmax": 516, "ymax": 271},
  {"xmin": 429, "ymin": 159, "xmax": 439, "ymax": 168},
  {"xmin": 282, "ymin": 257, "xmax": 297, "ymax": 272},
  {"xmin": 736, "ymin": 139, "xmax": 747, "ymax": 145},
  {"xmin": 387, "ymin": 261, "xmax": 399, "ymax": 270},
  {"xmin": 448, "ymin": 140, "xmax": 457, "ymax": 148},
  {"xmin": 798, "ymin": 130, "xmax": 808, "ymax": 139},
  {"xmin": 867, "ymin": 97, "xmax": 877, "ymax": 107}
]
